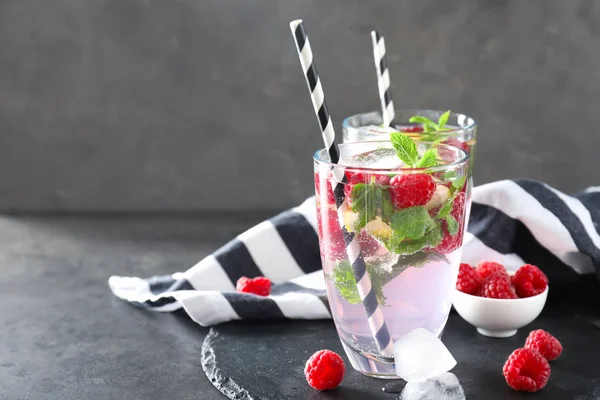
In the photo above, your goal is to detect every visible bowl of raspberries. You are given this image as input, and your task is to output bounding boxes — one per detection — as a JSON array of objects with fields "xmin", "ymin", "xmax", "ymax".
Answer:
[{"xmin": 453, "ymin": 261, "xmax": 549, "ymax": 338}]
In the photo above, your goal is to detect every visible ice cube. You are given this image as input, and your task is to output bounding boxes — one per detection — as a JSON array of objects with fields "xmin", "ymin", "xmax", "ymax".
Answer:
[
  {"xmin": 341, "ymin": 148, "xmax": 404, "ymax": 170},
  {"xmin": 360, "ymin": 125, "xmax": 398, "ymax": 135},
  {"xmin": 400, "ymin": 372, "xmax": 466, "ymax": 400},
  {"xmin": 394, "ymin": 328, "xmax": 457, "ymax": 383}
]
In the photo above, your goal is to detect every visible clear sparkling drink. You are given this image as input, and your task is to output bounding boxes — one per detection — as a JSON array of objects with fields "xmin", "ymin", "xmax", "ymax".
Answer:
[{"xmin": 314, "ymin": 139, "xmax": 471, "ymax": 378}]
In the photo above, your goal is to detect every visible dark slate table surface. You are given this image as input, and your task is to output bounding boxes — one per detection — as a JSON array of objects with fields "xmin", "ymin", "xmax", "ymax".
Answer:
[{"xmin": 1, "ymin": 215, "xmax": 599, "ymax": 400}]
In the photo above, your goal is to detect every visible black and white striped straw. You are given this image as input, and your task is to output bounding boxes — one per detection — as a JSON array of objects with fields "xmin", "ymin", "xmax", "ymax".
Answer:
[
  {"xmin": 371, "ymin": 31, "xmax": 395, "ymax": 127},
  {"xmin": 290, "ymin": 19, "xmax": 394, "ymax": 357}
]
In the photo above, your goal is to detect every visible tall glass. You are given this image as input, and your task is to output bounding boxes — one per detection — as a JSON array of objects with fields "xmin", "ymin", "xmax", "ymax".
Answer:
[
  {"xmin": 342, "ymin": 109, "xmax": 477, "ymax": 173},
  {"xmin": 314, "ymin": 140, "xmax": 470, "ymax": 378}
]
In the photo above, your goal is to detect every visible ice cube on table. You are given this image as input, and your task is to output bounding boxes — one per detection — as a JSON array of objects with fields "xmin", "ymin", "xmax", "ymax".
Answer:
[
  {"xmin": 400, "ymin": 372, "xmax": 466, "ymax": 400},
  {"xmin": 394, "ymin": 328, "xmax": 457, "ymax": 383}
]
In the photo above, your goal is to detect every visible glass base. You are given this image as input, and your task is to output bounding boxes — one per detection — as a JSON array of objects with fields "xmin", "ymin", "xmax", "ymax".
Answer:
[{"xmin": 340, "ymin": 340, "xmax": 400, "ymax": 379}]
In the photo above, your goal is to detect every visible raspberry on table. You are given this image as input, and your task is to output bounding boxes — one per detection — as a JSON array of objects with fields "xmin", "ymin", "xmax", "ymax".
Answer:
[
  {"xmin": 477, "ymin": 271, "xmax": 517, "ymax": 299},
  {"xmin": 475, "ymin": 261, "xmax": 508, "ymax": 280},
  {"xmin": 503, "ymin": 348, "xmax": 551, "ymax": 392},
  {"xmin": 513, "ymin": 264, "xmax": 548, "ymax": 298},
  {"xmin": 235, "ymin": 276, "xmax": 272, "ymax": 297},
  {"xmin": 388, "ymin": 173, "xmax": 436, "ymax": 210},
  {"xmin": 304, "ymin": 349, "xmax": 345, "ymax": 391},
  {"xmin": 525, "ymin": 330, "xmax": 563, "ymax": 361},
  {"xmin": 456, "ymin": 263, "xmax": 482, "ymax": 295}
]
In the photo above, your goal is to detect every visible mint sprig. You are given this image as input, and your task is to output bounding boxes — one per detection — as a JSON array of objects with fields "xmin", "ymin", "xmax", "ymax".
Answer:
[
  {"xmin": 409, "ymin": 110, "xmax": 451, "ymax": 133},
  {"xmin": 350, "ymin": 182, "xmax": 393, "ymax": 231},
  {"xmin": 390, "ymin": 133, "xmax": 419, "ymax": 167},
  {"xmin": 389, "ymin": 132, "xmax": 439, "ymax": 169},
  {"xmin": 332, "ymin": 261, "xmax": 387, "ymax": 305}
]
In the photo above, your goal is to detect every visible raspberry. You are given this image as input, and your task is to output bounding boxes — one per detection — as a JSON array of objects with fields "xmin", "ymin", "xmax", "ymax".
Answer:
[
  {"xmin": 315, "ymin": 172, "xmax": 336, "ymax": 205},
  {"xmin": 512, "ymin": 264, "xmax": 548, "ymax": 298},
  {"xmin": 475, "ymin": 261, "xmax": 508, "ymax": 280},
  {"xmin": 344, "ymin": 172, "xmax": 391, "ymax": 206},
  {"xmin": 236, "ymin": 276, "xmax": 272, "ymax": 296},
  {"xmin": 525, "ymin": 330, "xmax": 563, "ymax": 361},
  {"xmin": 477, "ymin": 271, "xmax": 517, "ymax": 299},
  {"xmin": 503, "ymin": 348, "xmax": 551, "ymax": 392},
  {"xmin": 456, "ymin": 263, "xmax": 482, "ymax": 295},
  {"xmin": 388, "ymin": 174, "xmax": 436, "ymax": 210},
  {"xmin": 435, "ymin": 191, "xmax": 466, "ymax": 254},
  {"xmin": 439, "ymin": 137, "xmax": 470, "ymax": 161},
  {"xmin": 400, "ymin": 125, "xmax": 424, "ymax": 133},
  {"xmin": 316, "ymin": 208, "xmax": 346, "ymax": 260},
  {"xmin": 304, "ymin": 350, "xmax": 345, "ymax": 391}
]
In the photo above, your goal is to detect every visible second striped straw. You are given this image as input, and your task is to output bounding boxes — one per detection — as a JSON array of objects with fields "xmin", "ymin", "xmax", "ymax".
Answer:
[
  {"xmin": 371, "ymin": 30, "xmax": 395, "ymax": 127},
  {"xmin": 289, "ymin": 19, "xmax": 394, "ymax": 357}
]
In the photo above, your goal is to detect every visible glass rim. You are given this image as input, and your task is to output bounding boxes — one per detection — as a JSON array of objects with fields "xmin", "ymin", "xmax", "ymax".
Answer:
[
  {"xmin": 313, "ymin": 140, "xmax": 470, "ymax": 174},
  {"xmin": 342, "ymin": 108, "xmax": 477, "ymax": 136}
]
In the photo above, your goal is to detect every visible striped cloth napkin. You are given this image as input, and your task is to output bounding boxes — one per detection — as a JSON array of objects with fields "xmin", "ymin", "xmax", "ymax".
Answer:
[{"xmin": 108, "ymin": 180, "xmax": 600, "ymax": 326}]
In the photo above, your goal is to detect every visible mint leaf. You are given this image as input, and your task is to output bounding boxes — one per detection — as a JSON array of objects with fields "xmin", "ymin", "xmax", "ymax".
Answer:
[
  {"xmin": 452, "ymin": 176, "xmax": 467, "ymax": 192},
  {"xmin": 437, "ymin": 110, "xmax": 450, "ymax": 129},
  {"xmin": 452, "ymin": 176, "xmax": 467, "ymax": 189},
  {"xmin": 446, "ymin": 215, "xmax": 459, "ymax": 236},
  {"xmin": 382, "ymin": 190, "xmax": 394, "ymax": 221},
  {"xmin": 350, "ymin": 183, "xmax": 389, "ymax": 231},
  {"xmin": 390, "ymin": 206, "xmax": 434, "ymax": 240},
  {"xmin": 416, "ymin": 148, "xmax": 438, "ymax": 168},
  {"xmin": 435, "ymin": 199, "xmax": 453, "ymax": 219},
  {"xmin": 332, "ymin": 260, "xmax": 387, "ymax": 305},
  {"xmin": 387, "ymin": 223, "xmax": 443, "ymax": 255},
  {"xmin": 332, "ymin": 261, "xmax": 361, "ymax": 305},
  {"xmin": 349, "ymin": 184, "xmax": 376, "ymax": 231},
  {"xmin": 349, "ymin": 183, "xmax": 367, "ymax": 211},
  {"xmin": 409, "ymin": 116, "xmax": 439, "ymax": 131},
  {"xmin": 443, "ymin": 170, "xmax": 457, "ymax": 180},
  {"xmin": 368, "ymin": 270, "xmax": 387, "ymax": 306},
  {"xmin": 390, "ymin": 132, "xmax": 419, "ymax": 167}
]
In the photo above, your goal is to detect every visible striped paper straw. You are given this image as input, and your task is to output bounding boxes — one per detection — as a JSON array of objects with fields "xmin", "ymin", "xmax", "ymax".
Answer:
[
  {"xmin": 290, "ymin": 19, "xmax": 394, "ymax": 357},
  {"xmin": 371, "ymin": 31, "xmax": 395, "ymax": 127}
]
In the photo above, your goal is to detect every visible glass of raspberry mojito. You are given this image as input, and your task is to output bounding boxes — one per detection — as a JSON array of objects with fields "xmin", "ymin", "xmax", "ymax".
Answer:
[
  {"xmin": 314, "ymin": 135, "xmax": 470, "ymax": 378},
  {"xmin": 342, "ymin": 109, "xmax": 476, "ymax": 173}
]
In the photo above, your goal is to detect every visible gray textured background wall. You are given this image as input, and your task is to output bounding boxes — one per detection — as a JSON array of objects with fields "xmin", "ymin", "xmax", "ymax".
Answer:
[{"xmin": 1, "ymin": 0, "xmax": 599, "ymax": 212}]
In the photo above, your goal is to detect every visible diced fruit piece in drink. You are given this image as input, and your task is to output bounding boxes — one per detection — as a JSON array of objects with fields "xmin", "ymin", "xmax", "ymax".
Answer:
[
  {"xmin": 425, "ymin": 184, "xmax": 451, "ymax": 210},
  {"xmin": 364, "ymin": 217, "xmax": 393, "ymax": 241}
]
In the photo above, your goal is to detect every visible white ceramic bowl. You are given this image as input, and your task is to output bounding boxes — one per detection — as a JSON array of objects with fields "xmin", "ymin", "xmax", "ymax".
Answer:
[{"xmin": 453, "ymin": 286, "xmax": 548, "ymax": 338}]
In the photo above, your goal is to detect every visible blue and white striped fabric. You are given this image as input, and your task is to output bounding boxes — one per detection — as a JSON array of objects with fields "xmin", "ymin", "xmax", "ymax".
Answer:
[{"xmin": 108, "ymin": 180, "xmax": 600, "ymax": 327}]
